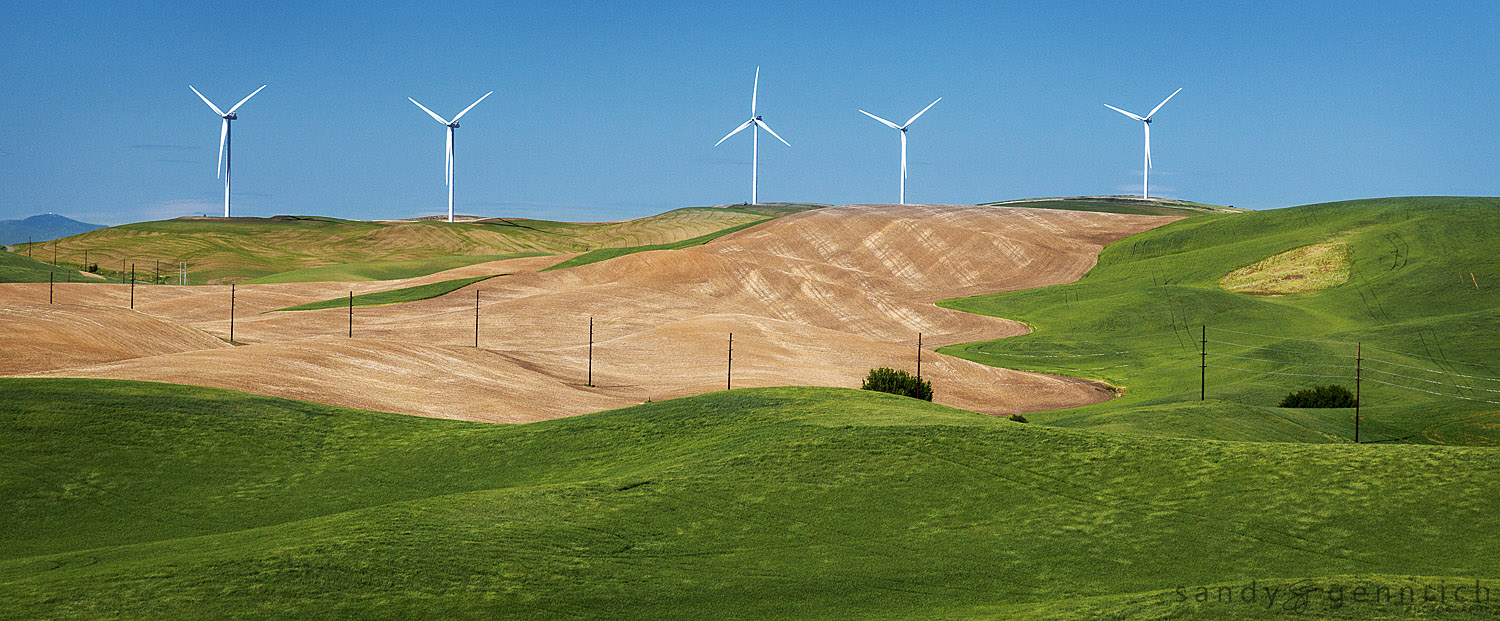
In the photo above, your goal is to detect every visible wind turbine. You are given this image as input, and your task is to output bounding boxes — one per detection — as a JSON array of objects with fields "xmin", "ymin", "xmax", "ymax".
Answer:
[
  {"xmin": 714, "ymin": 67, "xmax": 789, "ymax": 205},
  {"xmin": 189, "ymin": 84, "xmax": 266, "ymax": 217},
  {"xmin": 408, "ymin": 91, "xmax": 493, "ymax": 222},
  {"xmin": 1104, "ymin": 87, "xmax": 1181, "ymax": 199},
  {"xmin": 859, "ymin": 98, "xmax": 941, "ymax": 204}
]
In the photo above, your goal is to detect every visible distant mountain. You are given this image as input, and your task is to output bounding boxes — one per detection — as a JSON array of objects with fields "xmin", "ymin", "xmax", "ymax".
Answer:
[{"xmin": 0, "ymin": 214, "xmax": 106, "ymax": 245}]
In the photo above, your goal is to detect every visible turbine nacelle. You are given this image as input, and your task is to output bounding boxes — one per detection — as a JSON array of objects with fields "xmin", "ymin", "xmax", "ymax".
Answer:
[{"xmin": 223, "ymin": 113, "xmax": 237, "ymax": 120}]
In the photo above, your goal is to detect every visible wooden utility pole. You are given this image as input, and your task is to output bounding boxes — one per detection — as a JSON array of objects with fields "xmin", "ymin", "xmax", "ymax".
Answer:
[
  {"xmin": 129, "ymin": 264, "xmax": 135, "ymax": 309},
  {"xmin": 348, "ymin": 292, "xmax": 353, "ymax": 338},
  {"xmin": 917, "ymin": 332, "xmax": 923, "ymax": 380},
  {"xmin": 474, "ymin": 289, "xmax": 480, "ymax": 348},
  {"xmin": 49, "ymin": 272, "xmax": 53, "ymax": 304},
  {"xmin": 1355, "ymin": 343, "xmax": 1362, "ymax": 444},
  {"xmin": 1200, "ymin": 325, "xmax": 1207, "ymax": 401},
  {"xmin": 587, "ymin": 317, "xmax": 594, "ymax": 387},
  {"xmin": 230, "ymin": 284, "xmax": 236, "ymax": 343},
  {"xmin": 727, "ymin": 332, "xmax": 734, "ymax": 391}
]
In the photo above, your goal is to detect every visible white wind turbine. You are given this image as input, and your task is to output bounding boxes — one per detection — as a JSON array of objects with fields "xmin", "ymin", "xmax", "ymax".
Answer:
[
  {"xmin": 714, "ymin": 67, "xmax": 789, "ymax": 205},
  {"xmin": 1104, "ymin": 87, "xmax": 1181, "ymax": 199},
  {"xmin": 189, "ymin": 84, "xmax": 266, "ymax": 217},
  {"xmin": 408, "ymin": 91, "xmax": 493, "ymax": 222},
  {"xmin": 859, "ymin": 98, "xmax": 941, "ymax": 204}
]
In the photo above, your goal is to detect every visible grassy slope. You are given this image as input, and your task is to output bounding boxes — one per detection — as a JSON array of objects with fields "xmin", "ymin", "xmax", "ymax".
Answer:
[
  {"xmin": 939, "ymin": 196, "xmax": 1500, "ymax": 445},
  {"xmin": 272, "ymin": 275, "xmax": 498, "ymax": 312},
  {"xmin": 23, "ymin": 207, "xmax": 815, "ymax": 284},
  {"xmin": 2, "ymin": 378, "xmax": 1497, "ymax": 619},
  {"xmin": 0, "ymin": 249, "xmax": 105, "ymax": 284}
]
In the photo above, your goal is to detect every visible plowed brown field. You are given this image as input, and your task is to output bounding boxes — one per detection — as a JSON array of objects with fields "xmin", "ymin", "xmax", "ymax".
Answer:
[{"xmin": 2, "ymin": 204, "xmax": 1179, "ymax": 422}]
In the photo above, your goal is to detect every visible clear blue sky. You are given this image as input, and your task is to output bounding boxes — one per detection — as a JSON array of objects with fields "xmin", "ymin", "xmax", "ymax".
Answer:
[{"xmin": 2, "ymin": 1, "xmax": 1497, "ymax": 224}]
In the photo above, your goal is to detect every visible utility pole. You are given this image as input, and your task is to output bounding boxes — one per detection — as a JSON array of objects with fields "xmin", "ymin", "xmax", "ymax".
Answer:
[
  {"xmin": 474, "ymin": 289, "xmax": 480, "ymax": 348},
  {"xmin": 129, "ymin": 264, "xmax": 135, "ymax": 309},
  {"xmin": 348, "ymin": 292, "xmax": 353, "ymax": 338},
  {"xmin": 230, "ymin": 284, "xmax": 236, "ymax": 343},
  {"xmin": 49, "ymin": 272, "xmax": 53, "ymax": 304},
  {"xmin": 1200, "ymin": 325, "xmax": 1207, "ymax": 401},
  {"xmin": 587, "ymin": 317, "xmax": 594, "ymax": 387},
  {"xmin": 917, "ymin": 332, "xmax": 923, "ymax": 380},
  {"xmin": 727, "ymin": 332, "xmax": 734, "ymax": 390},
  {"xmin": 155, "ymin": 260, "xmax": 160, "ymax": 284},
  {"xmin": 1355, "ymin": 343, "xmax": 1362, "ymax": 444}
]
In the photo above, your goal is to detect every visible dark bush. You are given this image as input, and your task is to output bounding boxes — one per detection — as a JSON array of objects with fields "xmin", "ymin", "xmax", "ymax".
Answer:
[
  {"xmin": 861, "ymin": 367, "xmax": 933, "ymax": 401},
  {"xmin": 1008, "ymin": 413, "xmax": 1029, "ymax": 423},
  {"xmin": 1279, "ymin": 384, "xmax": 1357, "ymax": 408}
]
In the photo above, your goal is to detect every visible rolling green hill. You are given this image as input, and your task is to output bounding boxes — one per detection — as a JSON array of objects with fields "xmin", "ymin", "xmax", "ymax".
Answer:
[
  {"xmin": 940, "ymin": 196, "xmax": 1500, "ymax": 445},
  {"xmin": 16, "ymin": 205, "xmax": 817, "ymax": 285},
  {"xmin": 2, "ymin": 378, "xmax": 1497, "ymax": 619},
  {"xmin": 0, "ymin": 248, "xmax": 105, "ymax": 284}
]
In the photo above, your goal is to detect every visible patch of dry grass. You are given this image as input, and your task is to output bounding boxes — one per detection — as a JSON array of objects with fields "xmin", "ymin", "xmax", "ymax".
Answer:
[{"xmin": 1219, "ymin": 241, "xmax": 1351, "ymax": 295}]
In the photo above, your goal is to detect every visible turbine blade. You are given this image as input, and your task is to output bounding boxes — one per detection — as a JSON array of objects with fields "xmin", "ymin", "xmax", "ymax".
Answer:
[
  {"xmin": 1146, "ymin": 87, "xmax": 1182, "ymax": 120},
  {"xmin": 452, "ymin": 91, "xmax": 493, "ymax": 122},
  {"xmin": 409, "ymin": 97, "xmax": 450, "ymax": 124},
  {"xmin": 1104, "ymin": 103, "xmax": 1145, "ymax": 122},
  {"xmin": 217, "ymin": 119, "xmax": 227, "ymax": 178},
  {"xmin": 714, "ymin": 119, "xmax": 754, "ymax": 147},
  {"xmin": 189, "ymin": 85, "xmax": 225, "ymax": 116},
  {"xmin": 755, "ymin": 119, "xmax": 790, "ymax": 146},
  {"xmin": 902, "ymin": 97, "xmax": 942, "ymax": 128},
  {"xmin": 860, "ymin": 109, "xmax": 901, "ymax": 130},
  {"xmin": 751, "ymin": 66, "xmax": 759, "ymax": 116},
  {"xmin": 226, "ymin": 84, "xmax": 266, "ymax": 113}
]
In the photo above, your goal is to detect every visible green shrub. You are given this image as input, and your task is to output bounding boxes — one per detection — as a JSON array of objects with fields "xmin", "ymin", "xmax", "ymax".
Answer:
[
  {"xmin": 861, "ymin": 367, "xmax": 933, "ymax": 401},
  {"xmin": 1279, "ymin": 384, "xmax": 1357, "ymax": 408},
  {"xmin": 1008, "ymin": 413, "xmax": 1029, "ymax": 423}
]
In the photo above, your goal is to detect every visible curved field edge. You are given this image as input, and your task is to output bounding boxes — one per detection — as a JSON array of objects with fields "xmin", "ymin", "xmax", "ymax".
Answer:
[
  {"xmin": 3, "ymin": 378, "xmax": 1499, "ymax": 619},
  {"xmin": 248, "ymin": 251, "xmax": 548, "ymax": 284},
  {"xmin": 936, "ymin": 196, "xmax": 1500, "ymax": 445},
  {"xmin": 541, "ymin": 217, "xmax": 771, "ymax": 271},
  {"xmin": 271, "ymin": 275, "xmax": 499, "ymax": 312}
]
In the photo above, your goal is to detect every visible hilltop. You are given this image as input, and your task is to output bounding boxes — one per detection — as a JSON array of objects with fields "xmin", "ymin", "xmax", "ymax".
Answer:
[
  {"xmin": 14, "ymin": 205, "xmax": 817, "ymax": 284},
  {"xmin": 0, "ymin": 214, "xmax": 104, "ymax": 246},
  {"xmin": 983, "ymin": 195, "xmax": 1242, "ymax": 216}
]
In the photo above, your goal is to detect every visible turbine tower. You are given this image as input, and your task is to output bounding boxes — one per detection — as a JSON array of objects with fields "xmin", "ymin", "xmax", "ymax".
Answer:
[
  {"xmin": 714, "ymin": 67, "xmax": 789, "ymax": 205},
  {"xmin": 1104, "ymin": 87, "xmax": 1181, "ymax": 199},
  {"xmin": 189, "ymin": 84, "xmax": 266, "ymax": 217},
  {"xmin": 859, "ymin": 98, "xmax": 941, "ymax": 205},
  {"xmin": 409, "ymin": 91, "xmax": 493, "ymax": 222}
]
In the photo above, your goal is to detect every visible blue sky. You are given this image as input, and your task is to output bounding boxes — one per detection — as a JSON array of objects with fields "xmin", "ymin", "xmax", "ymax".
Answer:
[{"xmin": 1, "ymin": 1, "xmax": 1497, "ymax": 224}]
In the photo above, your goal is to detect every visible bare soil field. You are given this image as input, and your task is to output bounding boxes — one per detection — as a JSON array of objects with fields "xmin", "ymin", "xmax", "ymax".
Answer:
[{"xmin": 1, "ymin": 205, "xmax": 1178, "ymax": 422}]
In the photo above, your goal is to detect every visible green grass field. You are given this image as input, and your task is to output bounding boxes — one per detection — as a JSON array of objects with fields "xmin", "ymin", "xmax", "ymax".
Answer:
[
  {"xmin": 0, "ymin": 249, "xmax": 107, "ymax": 284},
  {"xmin": 272, "ymin": 275, "xmax": 499, "ymax": 312},
  {"xmin": 15, "ymin": 206, "xmax": 818, "ymax": 285},
  {"xmin": 2, "ymin": 378, "xmax": 1497, "ymax": 619},
  {"xmin": 939, "ymin": 196, "xmax": 1500, "ymax": 445}
]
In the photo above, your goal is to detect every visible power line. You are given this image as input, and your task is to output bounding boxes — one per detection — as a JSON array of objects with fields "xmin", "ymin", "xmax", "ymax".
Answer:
[{"xmin": 1204, "ymin": 363, "xmax": 1349, "ymax": 379}]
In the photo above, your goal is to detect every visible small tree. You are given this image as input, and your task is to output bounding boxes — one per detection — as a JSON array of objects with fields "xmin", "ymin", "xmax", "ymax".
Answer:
[
  {"xmin": 1279, "ymin": 384, "xmax": 1357, "ymax": 408},
  {"xmin": 861, "ymin": 367, "xmax": 933, "ymax": 401}
]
